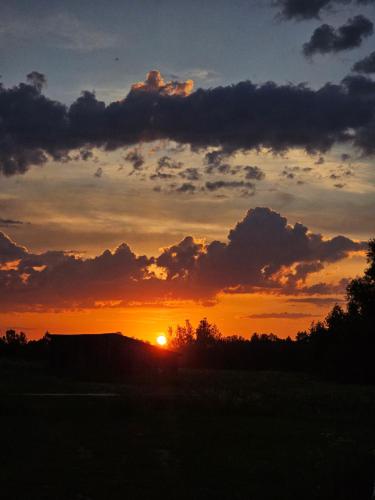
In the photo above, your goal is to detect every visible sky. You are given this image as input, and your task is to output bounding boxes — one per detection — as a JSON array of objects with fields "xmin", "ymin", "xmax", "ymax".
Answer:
[{"xmin": 0, "ymin": 0, "xmax": 374, "ymax": 341}]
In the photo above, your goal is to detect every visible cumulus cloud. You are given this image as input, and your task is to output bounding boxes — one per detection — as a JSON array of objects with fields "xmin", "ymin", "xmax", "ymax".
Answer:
[
  {"xmin": 0, "ymin": 207, "xmax": 366, "ymax": 311},
  {"xmin": 1, "ymin": 70, "xmax": 375, "ymax": 177},
  {"xmin": 275, "ymin": 0, "xmax": 375, "ymax": 21},
  {"xmin": 157, "ymin": 156, "xmax": 183, "ymax": 171},
  {"xmin": 353, "ymin": 50, "xmax": 375, "ymax": 73},
  {"xmin": 131, "ymin": 70, "xmax": 194, "ymax": 97},
  {"xmin": 303, "ymin": 16, "xmax": 373, "ymax": 57},
  {"xmin": 125, "ymin": 150, "xmax": 145, "ymax": 173},
  {"xmin": 179, "ymin": 167, "xmax": 200, "ymax": 181},
  {"xmin": 243, "ymin": 165, "xmax": 265, "ymax": 180},
  {"xmin": 175, "ymin": 182, "xmax": 197, "ymax": 193}
]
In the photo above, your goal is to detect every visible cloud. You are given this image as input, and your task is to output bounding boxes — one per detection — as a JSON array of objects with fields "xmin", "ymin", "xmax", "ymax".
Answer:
[
  {"xmin": 244, "ymin": 312, "xmax": 320, "ymax": 319},
  {"xmin": 353, "ymin": 50, "xmax": 375, "ymax": 73},
  {"xmin": 2, "ymin": 70, "xmax": 375, "ymax": 176},
  {"xmin": 0, "ymin": 218, "xmax": 23, "ymax": 228},
  {"xmin": 175, "ymin": 183, "xmax": 197, "ymax": 193},
  {"xmin": 286, "ymin": 297, "xmax": 344, "ymax": 306},
  {"xmin": 0, "ymin": 207, "xmax": 366, "ymax": 311},
  {"xmin": 303, "ymin": 16, "xmax": 373, "ymax": 57},
  {"xmin": 275, "ymin": 0, "xmax": 375, "ymax": 21},
  {"xmin": 125, "ymin": 150, "xmax": 145, "ymax": 173},
  {"xmin": 131, "ymin": 70, "xmax": 194, "ymax": 97},
  {"xmin": 179, "ymin": 168, "xmax": 200, "ymax": 181},
  {"xmin": 205, "ymin": 180, "xmax": 255, "ymax": 194},
  {"xmin": 0, "ymin": 232, "xmax": 27, "ymax": 264},
  {"xmin": 243, "ymin": 166, "xmax": 265, "ymax": 180},
  {"xmin": 94, "ymin": 167, "xmax": 103, "ymax": 178},
  {"xmin": 156, "ymin": 156, "xmax": 184, "ymax": 172}
]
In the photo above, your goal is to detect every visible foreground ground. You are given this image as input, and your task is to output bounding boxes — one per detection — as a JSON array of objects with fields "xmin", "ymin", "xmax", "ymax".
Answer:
[{"xmin": 1, "ymin": 360, "xmax": 375, "ymax": 499}]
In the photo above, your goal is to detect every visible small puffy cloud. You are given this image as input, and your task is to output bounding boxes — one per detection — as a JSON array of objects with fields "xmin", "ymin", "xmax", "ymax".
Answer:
[
  {"xmin": 125, "ymin": 150, "xmax": 145, "ymax": 172},
  {"xmin": 179, "ymin": 167, "xmax": 200, "ymax": 181},
  {"xmin": 175, "ymin": 182, "xmax": 197, "ymax": 193},
  {"xmin": 303, "ymin": 16, "xmax": 373, "ymax": 57},
  {"xmin": 243, "ymin": 165, "xmax": 265, "ymax": 180},
  {"xmin": 131, "ymin": 70, "xmax": 194, "ymax": 97},
  {"xmin": 157, "ymin": 156, "xmax": 183, "ymax": 170}
]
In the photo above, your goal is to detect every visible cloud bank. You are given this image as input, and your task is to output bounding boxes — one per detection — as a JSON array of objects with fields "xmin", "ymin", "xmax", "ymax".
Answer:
[
  {"xmin": 0, "ymin": 207, "xmax": 366, "ymax": 312},
  {"xmin": 1, "ymin": 70, "xmax": 375, "ymax": 177}
]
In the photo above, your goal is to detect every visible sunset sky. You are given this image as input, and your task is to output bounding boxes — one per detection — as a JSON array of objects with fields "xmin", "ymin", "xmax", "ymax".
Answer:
[{"xmin": 1, "ymin": 0, "xmax": 374, "ymax": 341}]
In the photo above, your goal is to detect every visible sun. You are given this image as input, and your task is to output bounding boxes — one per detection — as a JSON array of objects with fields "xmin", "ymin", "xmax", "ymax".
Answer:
[{"xmin": 156, "ymin": 334, "xmax": 167, "ymax": 346}]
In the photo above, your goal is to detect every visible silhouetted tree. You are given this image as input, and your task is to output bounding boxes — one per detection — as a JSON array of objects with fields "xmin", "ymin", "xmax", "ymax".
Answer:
[
  {"xmin": 296, "ymin": 239, "xmax": 375, "ymax": 382},
  {"xmin": 195, "ymin": 318, "xmax": 221, "ymax": 346},
  {"xmin": 2, "ymin": 329, "xmax": 27, "ymax": 346}
]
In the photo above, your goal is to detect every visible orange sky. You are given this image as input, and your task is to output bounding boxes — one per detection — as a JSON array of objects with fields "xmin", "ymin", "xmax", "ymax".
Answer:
[{"xmin": 1, "ymin": 252, "xmax": 366, "ymax": 343}]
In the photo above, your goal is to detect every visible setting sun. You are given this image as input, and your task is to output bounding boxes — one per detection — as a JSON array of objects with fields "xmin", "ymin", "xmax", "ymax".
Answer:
[{"xmin": 156, "ymin": 334, "xmax": 167, "ymax": 346}]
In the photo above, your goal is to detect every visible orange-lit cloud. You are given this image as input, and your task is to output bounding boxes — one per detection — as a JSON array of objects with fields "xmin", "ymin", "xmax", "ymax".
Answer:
[
  {"xmin": 0, "ymin": 208, "xmax": 367, "ymax": 313},
  {"xmin": 131, "ymin": 70, "xmax": 194, "ymax": 97}
]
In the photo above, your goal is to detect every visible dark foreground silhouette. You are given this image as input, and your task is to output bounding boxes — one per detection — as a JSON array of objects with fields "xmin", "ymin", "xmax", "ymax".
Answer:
[{"xmin": 1, "ymin": 240, "xmax": 375, "ymax": 499}]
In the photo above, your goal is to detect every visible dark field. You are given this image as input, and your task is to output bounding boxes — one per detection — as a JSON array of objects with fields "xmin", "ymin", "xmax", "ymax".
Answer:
[{"xmin": 1, "ymin": 361, "xmax": 375, "ymax": 500}]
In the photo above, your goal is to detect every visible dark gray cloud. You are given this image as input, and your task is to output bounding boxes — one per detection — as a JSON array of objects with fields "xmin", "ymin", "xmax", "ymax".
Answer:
[
  {"xmin": 1, "ymin": 71, "xmax": 375, "ymax": 176},
  {"xmin": 124, "ymin": 150, "xmax": 145, "ymax": 172},
  {"xmin": 275, "ymin": 0, "xmax": 375, "ymax": 21},
  {"xmin": 157, "ymin": 155, "xmax": 183, "ymax": 171},
  {"xmin": 179, "ymin": 167, "xmax": 200, "ymax": 181},
  {"xmin": 353, "ymin": 51, "xmax": 375, "ymax": 73},
  {"xmin": 243, "ymin": 165, "xmax": 265, "ymax": 180},
  {"xmin": 303, "ymin": 15, "xmax": 373, "ymax": 57},
  {"xmin": 150, "ymin": 171, "xmax": 175, "ymax": 181},
  {"xmin": 175, "ymin": 183, "xmax": 197, "ymax": 193}
]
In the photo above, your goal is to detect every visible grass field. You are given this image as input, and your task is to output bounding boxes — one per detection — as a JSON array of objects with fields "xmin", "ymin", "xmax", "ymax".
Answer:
[{"xmin": 1, "ymin": 360, "xmax": 375, "ymax": 499}]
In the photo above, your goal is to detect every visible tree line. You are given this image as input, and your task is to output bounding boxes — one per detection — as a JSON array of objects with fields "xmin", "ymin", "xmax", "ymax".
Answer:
[{"xmin": 167, "ymin": 239, "xmax": 375, "ymax": 383}]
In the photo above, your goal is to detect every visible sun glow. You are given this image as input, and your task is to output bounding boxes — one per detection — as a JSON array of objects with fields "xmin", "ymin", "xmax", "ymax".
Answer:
[{"xmin": 156, "ymin": 334, "xmax": 167, "ymax": 346}]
